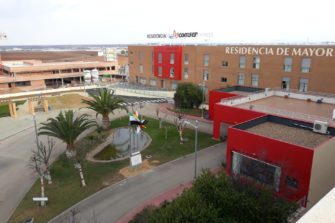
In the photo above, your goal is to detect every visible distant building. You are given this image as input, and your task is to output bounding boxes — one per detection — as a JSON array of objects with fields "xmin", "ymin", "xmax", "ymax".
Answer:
[
  {"xmin": 128, "ymin": 45, "xmax": 335, "ymax": 96},
  {"xmin": 0, "ymin": 59, "xmax": 118, "ymax": 91}
]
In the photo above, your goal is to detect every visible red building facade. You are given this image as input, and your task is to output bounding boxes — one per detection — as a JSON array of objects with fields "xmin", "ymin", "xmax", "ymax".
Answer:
[{"xmin": 153, "ymin": 46, "xmax": 182, "ymax": 80}]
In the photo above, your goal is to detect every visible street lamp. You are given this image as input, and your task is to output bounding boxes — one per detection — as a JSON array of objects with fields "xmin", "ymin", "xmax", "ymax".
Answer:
[
  {"xmin": 185, "ymin": 120, "xmax": 198, "ymax": 179},
  {"xmin": 200, "ymin": 81, "xmax": 206, "ymax": 118}
]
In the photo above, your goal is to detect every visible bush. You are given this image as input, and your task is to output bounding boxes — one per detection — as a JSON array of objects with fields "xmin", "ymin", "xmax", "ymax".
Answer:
[
  {"xmin": 131, "ymin": 171, "xmax": 298, "ymax": 223},
  {"xmin": 174, "ymin": 83, "xmax": 203, "ymax": 109}
]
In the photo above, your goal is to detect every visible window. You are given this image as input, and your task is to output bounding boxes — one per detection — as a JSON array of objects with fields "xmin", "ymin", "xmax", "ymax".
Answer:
[
  {"xmin": 158, "ymin": 53, "xmax": 162, "ymax": 64},
  {"xmin": 152, "ymin": 64, "xmax": 154, "ymax": 74},
  {"xmin": 283, "ymin": 57, "xmax": 292, "ymax": 72},
  {"xmin": 203, "ymin": 69, "xmax": 209, "ymax": 81},
  {"xmin": 222, "ymin": 61, "xmax": 229, "ymax": 67},
  {"xmin": 150, "ymin": 79, "xmax": 156, "ymax": 87},
  {"xmin": 139, "ymin": 64, "xmax": 143, "ymax": 73},
  {"xmin": 239, "ymin": 56, "xmax": 246, "ymax": 68},
  {"xmin": 140, "ymin": 77, "xmax": 146, "ymax": 85},
  {"xmin": 232, "ymin": 151, "xmax": 281, "ymax": 192},
  {"xmin": 251, "ymin": 74, "xmax": 259, "ymax": 87},
  {"xmin": 152, "ymin": 52, "xmax": 154, "ymax": 62},
  {"xmin": 281, "ymin": 77, "xmax": 290, "ymax": 90},
  {"xmin": 221, "ymin": 77, "xmax": 228, "ymax": 82},
  {"xmin": 204, "ymin": 54, "xmax": 209, "ymax": 66},
  {"xmin": 184, "ymin": 54, "xmax": 189, "ymax": 65},
  {"xmin": 171, "ymin": 82, "xmax": 178, "ymax": 90},
  {"xmin": 253, "ymin": 56, "xmax": 260, "ymax": 69},
  {"xmin": 299, "ymin": 78, "xmax": 309, "ymax": 92},
  {"xmin": 286, "ymin": 176, "xmax": 299, "ymax": 189},
  {"xmin": 158, "ymin": 66, "xmax": 162, "ymax": 76},
  {"xmin": 170, "ymin": 53, "xmax": 175, "ymax": 64},
  {"xmin": 184, "ymin": 68, "xmax": 189, "ymax": 79},
  {"xmin": 138, "ymin": 51, "xmax": 143, "ymax": 60},
  {"xmin": 15, "ymin": 81, "xmax": 31, "ymax": 86},
  {"xmin": 301, "ymin": 58, "xmax": 311, "ymax": 73},
  {"xmin": 170, "ymin": 67, "xmax": 175, "ymax": 77},
  {"xmin": 238, "ymin": 73, "xmax": 245, "ymax": 85}
]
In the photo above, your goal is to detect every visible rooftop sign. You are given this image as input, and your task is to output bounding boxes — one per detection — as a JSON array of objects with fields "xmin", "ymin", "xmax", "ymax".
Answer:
[
  {"xmin": 225, "ymin": 46, "xmax": 334, "ymax": 57},
  {"xmin": 147, "ymin": 30, "xmax": 212, "ymax": 39}
]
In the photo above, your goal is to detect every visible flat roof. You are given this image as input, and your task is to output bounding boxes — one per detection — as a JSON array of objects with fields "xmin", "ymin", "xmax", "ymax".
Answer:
[
  {"xmin": 246, "ymin": 122, "xmax": 332, "ymax": 148},
  {"xmin": 237, "ymin": 96, "xmax": 335, "ymax": 126}
]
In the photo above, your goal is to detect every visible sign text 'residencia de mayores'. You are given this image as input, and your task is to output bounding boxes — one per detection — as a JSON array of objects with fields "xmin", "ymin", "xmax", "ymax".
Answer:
[{"xmin": 225, "ymin": 47, "xmax": 334, "ymax": 57}]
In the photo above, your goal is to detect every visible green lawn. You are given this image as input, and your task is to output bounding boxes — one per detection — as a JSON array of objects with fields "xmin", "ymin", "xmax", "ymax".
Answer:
[
  {"xmin": 9, "ymin": 116, "xmax": 217, "ymax": 223},
  {"xmin": 169, "ymin": 107, "xmax": 205, "ymax": 118},
  {"xmin": 0, "ymin": 100, "xmax": 26, "ymax": 117}
]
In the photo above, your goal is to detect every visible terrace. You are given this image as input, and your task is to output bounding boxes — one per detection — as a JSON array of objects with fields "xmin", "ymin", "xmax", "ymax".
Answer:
[
  {"xmin": 234, "ymin": 115, "xmax": 335, "ymax": 149},
  {"xmin": 218, "ymin": 88, "xmax": 335, "ymax": 127}
]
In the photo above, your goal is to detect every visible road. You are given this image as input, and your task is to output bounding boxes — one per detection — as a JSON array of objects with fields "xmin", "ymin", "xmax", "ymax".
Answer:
[{"xmin": 50, "ymin": 143, "xmax": 226, "ymax": 223}]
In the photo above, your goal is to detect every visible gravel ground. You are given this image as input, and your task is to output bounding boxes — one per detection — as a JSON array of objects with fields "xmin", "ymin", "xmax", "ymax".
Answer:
[{"xmin": 247, "ymin": 122, "xmax": 332, "ymax": 148}]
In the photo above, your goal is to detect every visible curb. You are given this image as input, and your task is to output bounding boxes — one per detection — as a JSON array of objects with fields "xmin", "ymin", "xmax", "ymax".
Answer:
[{"xmin": 0, "ymin": 125, "xmax": 34, "ymax": 142}]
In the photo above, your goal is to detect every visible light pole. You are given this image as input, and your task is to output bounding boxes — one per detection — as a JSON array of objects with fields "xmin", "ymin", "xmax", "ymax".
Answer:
[
  {"xmin": 185, "ymin": 120, "xmax": 198, "ymax": 179},
  {"xmin": 200, "ymin": 80, "xmax": 206, "ymax": 118}
]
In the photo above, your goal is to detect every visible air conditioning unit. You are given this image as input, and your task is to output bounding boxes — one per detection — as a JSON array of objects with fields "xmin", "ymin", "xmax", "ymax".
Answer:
[{"xmin": 313, "ymin": 120, "xmax": 328, "ymax": 134}]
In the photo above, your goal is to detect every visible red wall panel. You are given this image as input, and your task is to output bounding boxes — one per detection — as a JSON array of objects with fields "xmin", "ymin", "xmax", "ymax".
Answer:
[
  {"xmin": 153, "ymin": 46, "xmax": 182, "ymax": 80},
  {"xmin": 226, "ymin": 127, "xmax": 314, "ymax": 205},
  {"xmin": 208, "ymin": 90, "xmax": 237, "ymax": 120},
  {"xmin": 212, "ymin": 105, "xmax": 265, "ymax": 139}
]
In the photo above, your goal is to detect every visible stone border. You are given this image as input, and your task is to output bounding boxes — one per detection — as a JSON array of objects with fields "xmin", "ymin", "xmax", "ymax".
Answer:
[{"xmin": 86, "ymin": 127, "xmax": 152, "ymax": 163}]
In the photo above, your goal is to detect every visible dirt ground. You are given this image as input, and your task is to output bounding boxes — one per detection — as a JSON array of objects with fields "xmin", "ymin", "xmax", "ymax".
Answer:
[
  {"xmin": 47, "ymin": 93, "xmax": 91, "ymax": 110},
  {"xmin": 119, "ymin": 160, "xmax": 157, "ymax": 178},
  {"xmin": 0, "ymin": 51, "xmax": 104, "ymax": 62}
]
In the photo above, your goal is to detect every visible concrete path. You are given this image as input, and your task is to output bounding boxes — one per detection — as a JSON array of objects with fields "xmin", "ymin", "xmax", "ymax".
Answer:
[{"xmin": 49, "ymin": 143, "xmax": 226, "ymax": 223}]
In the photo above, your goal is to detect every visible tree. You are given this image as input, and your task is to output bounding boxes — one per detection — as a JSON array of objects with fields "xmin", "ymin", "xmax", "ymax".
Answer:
[
  {"xmin": 28, "ymin": 153, "xmax": 47, "ymax": 206},
  {"xmin": 38, "ymin": 110, "xmax": 96, "ymax": 157},
  {"xmin": 174, "ymin": 83, "xmax": 203, "ymax": 109},
  {"xmin": 31, "ymin": 137, "xmax": 55, "ymax": 184},
  {"xmin": 174, "ymin": 112, "xmax": 187, "ymax": 144},
  {"xmin": 82, "ymin": 88, "xmax": 128, "ymax": 129}
]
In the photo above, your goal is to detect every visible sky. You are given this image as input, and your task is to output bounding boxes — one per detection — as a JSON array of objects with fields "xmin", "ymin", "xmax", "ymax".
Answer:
[{"xmin": 0, "ymin": 0, "xmax": 335, "ymax": 45}]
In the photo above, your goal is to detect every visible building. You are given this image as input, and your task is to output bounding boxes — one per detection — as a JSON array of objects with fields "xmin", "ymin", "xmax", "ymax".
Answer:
[
  {"xmin": 128, "ymin": 45, "xmax": 335, "ymax": 97},
  {"xmin": 210, "ymin": 87, "xmax": 335, "ymax": 209},
  {"xmin": 0, "ymin": 59, "xmax": 118, "ymax": 92}
]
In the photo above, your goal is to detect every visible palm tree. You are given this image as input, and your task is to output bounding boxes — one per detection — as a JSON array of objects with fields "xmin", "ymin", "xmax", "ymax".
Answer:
[
  {"xmin": 38, "ymin": 110, "xmax": 96, "ymax": 156},
  {"xmin": 82, "ymin": 88, "xmax": 128, "ymax": 129}
]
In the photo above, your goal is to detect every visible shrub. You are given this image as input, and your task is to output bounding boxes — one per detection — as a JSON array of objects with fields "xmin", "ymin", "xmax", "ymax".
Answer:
[{"xmin": 174, "ymin": 83, "xmax": 203, "ymax": 109}]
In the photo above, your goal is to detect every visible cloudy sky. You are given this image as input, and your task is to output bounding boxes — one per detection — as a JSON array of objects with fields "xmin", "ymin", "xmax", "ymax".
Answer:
[{"xmin": 0, "ymin": 0, "xmax": 334, "ymax": 45}]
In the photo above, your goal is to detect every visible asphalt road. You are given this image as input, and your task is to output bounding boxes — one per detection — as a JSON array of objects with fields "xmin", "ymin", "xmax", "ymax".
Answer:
[{"xmin": 50, "ymin": 143, "xmax": 226, "ymax": 223}]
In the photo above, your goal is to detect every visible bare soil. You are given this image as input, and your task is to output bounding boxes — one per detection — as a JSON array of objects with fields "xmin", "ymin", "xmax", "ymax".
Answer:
[
  {"xmin": 119, "ymin": 160, "xmax": 155, "ymax": 178},
  {"xmin": 47, "ymin": 93, "xmax": 90, "ymax": 110}
]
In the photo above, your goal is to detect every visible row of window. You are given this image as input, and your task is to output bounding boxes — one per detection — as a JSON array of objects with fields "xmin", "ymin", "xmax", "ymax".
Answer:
[
  {"xmin": 137, "ymin": 77, "xmax": 178, "ymax": 90},
  {"xmin": 137, "ymin": 73, "xmax": 309, "ymax": 92},
  {"xmin": 138, "ymin": 55, "xmax": 311, "ymax": 75},
  {"xmin": 222, "ymin": 73, "xmax": 309, "ymax": 92}
]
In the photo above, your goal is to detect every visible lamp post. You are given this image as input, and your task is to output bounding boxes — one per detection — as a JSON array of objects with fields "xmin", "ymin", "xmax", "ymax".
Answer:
[
  {"xmin": 200, "ymin": 80, "xmax": 206, "ymax": 118},
  {"xmin": 185, "ymin": 120, "xmax": 198, "ymax": 179}
]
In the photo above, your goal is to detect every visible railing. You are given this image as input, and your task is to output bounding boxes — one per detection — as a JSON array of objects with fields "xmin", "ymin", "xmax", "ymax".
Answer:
[
  {"xmin": 238, "ymin": 103, "xmax": 335, "ymax": 125},
  {"xmin": 220, "ymin": 90, "xmax": 274, "ymax": 106}
]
